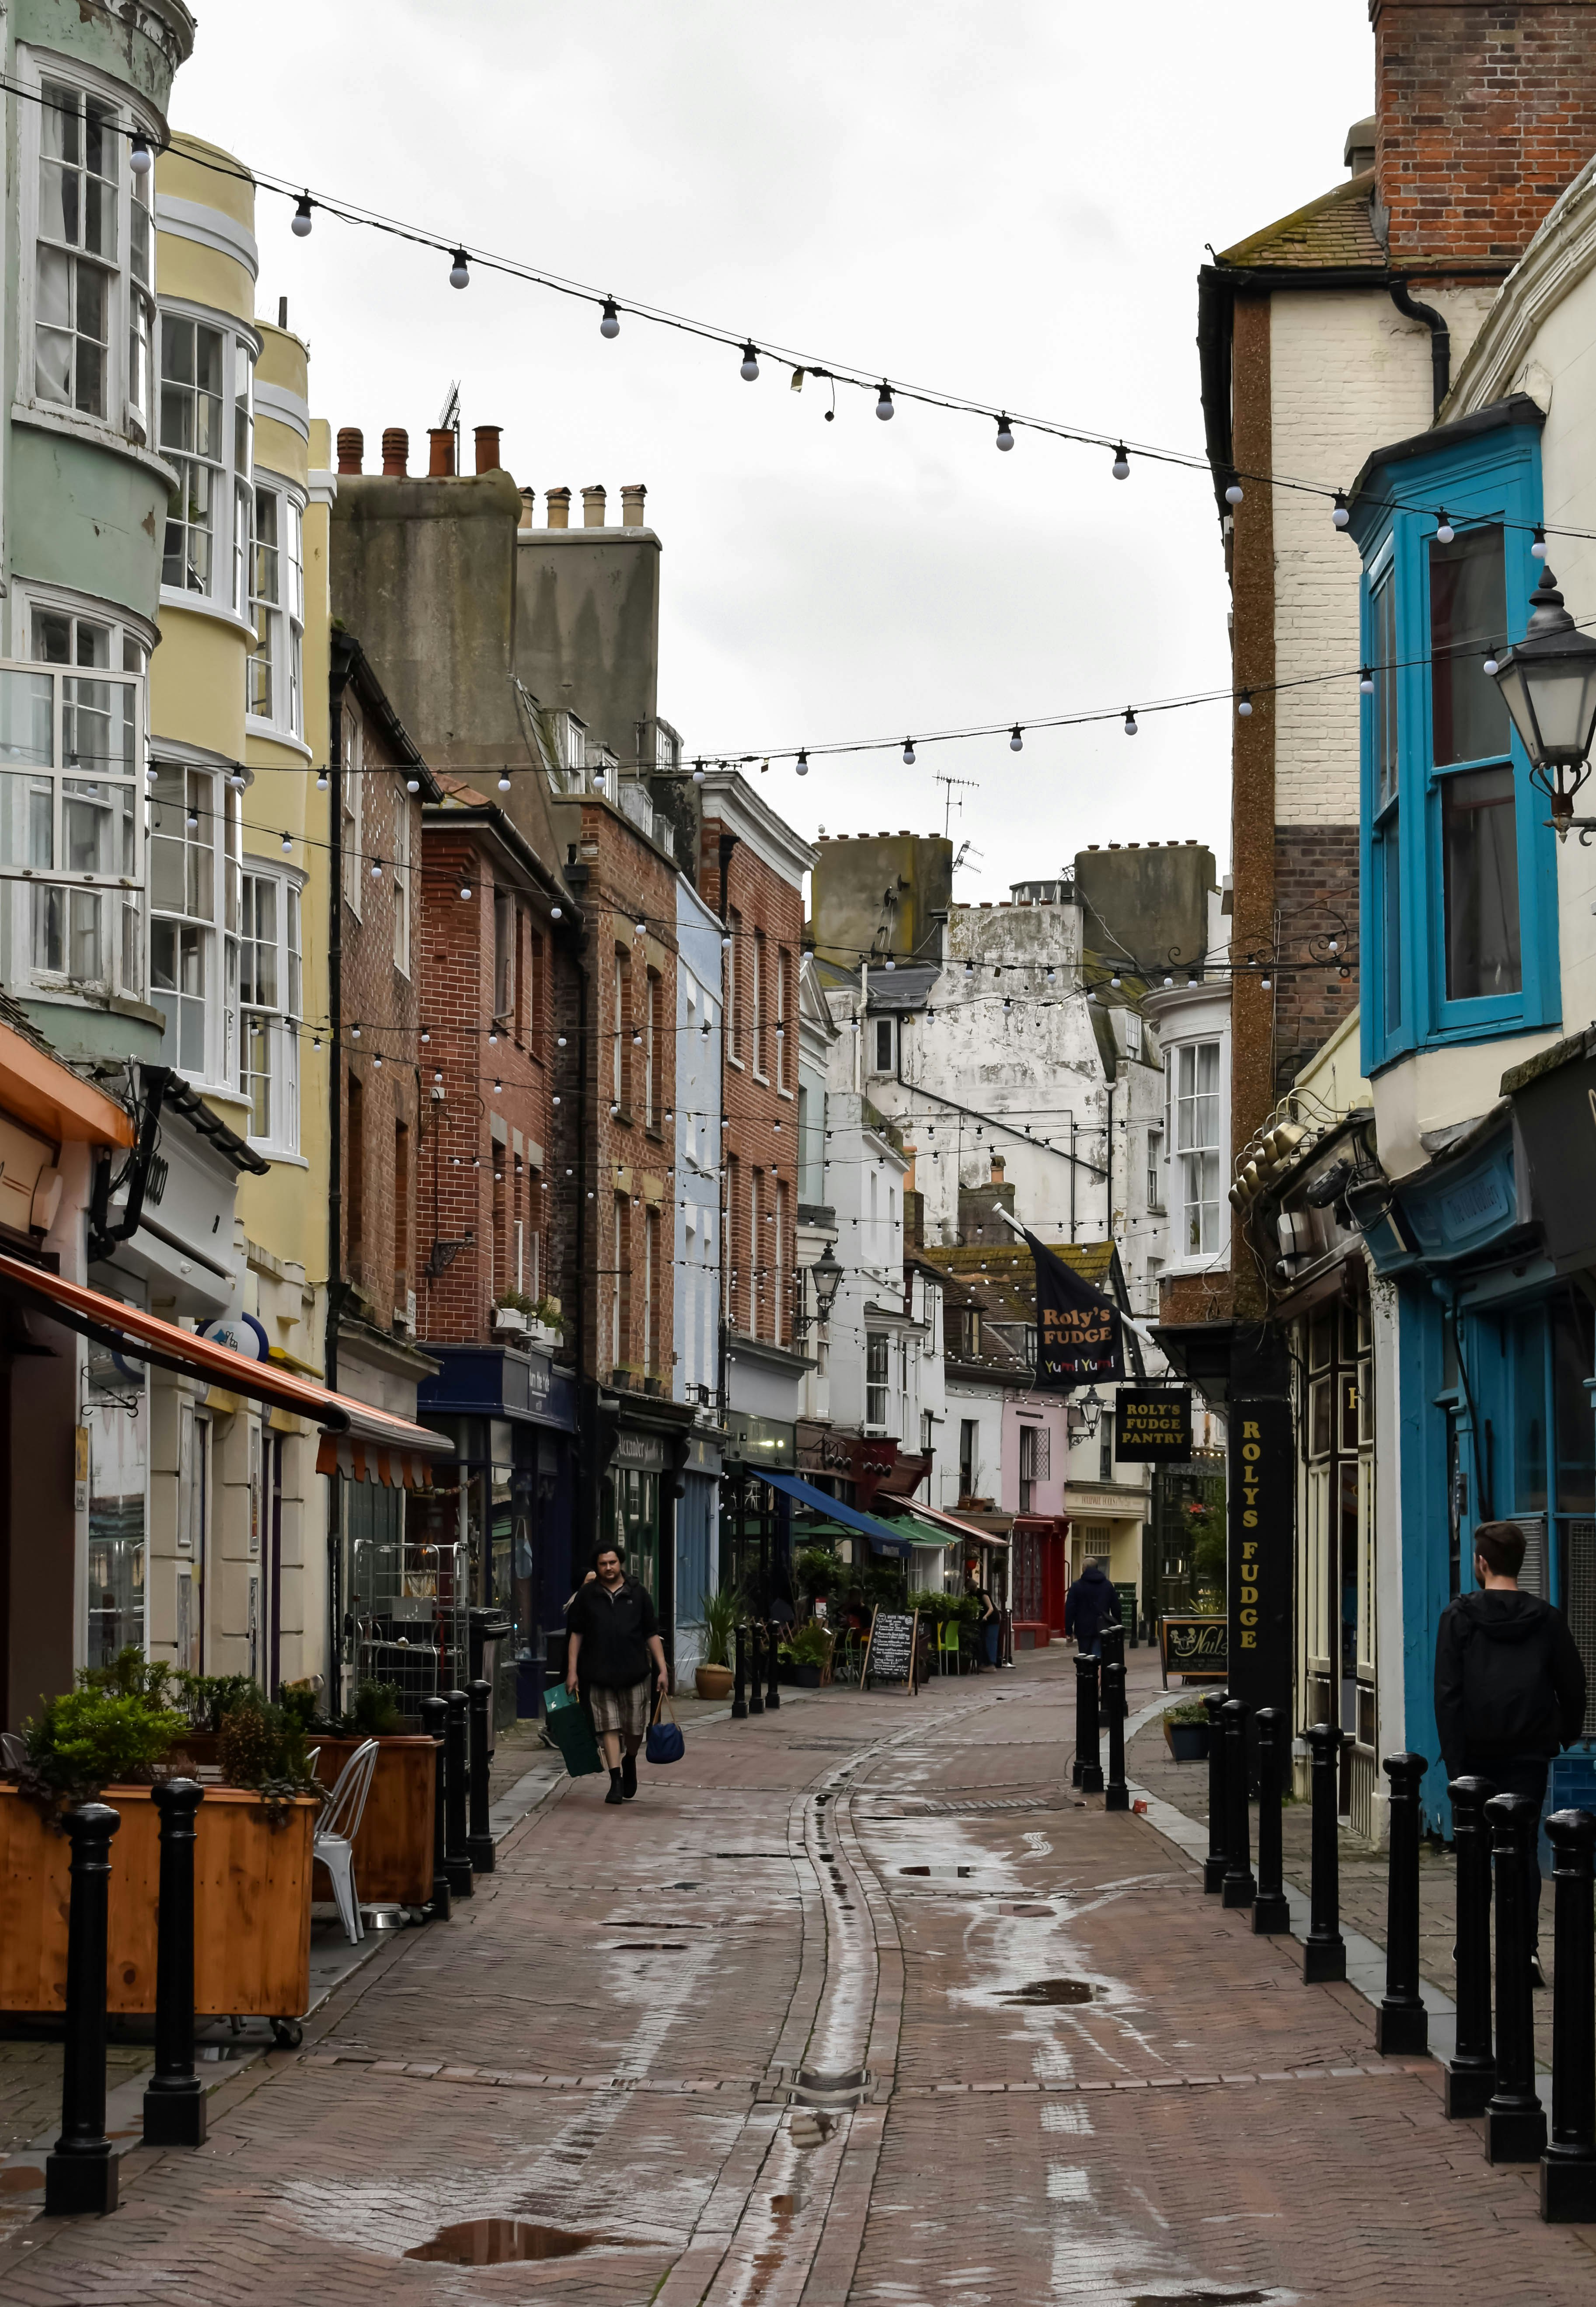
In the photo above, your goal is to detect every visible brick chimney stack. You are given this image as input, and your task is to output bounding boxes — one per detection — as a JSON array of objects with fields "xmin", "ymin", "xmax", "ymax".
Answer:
[
  {"xmin": 1373, "ymin": 0, "xmax": 1596, "ymax": 265},
  {"xmin": 337, "ymin": 426, "xmax": 363, "ymax": 475},
  {"xmin": 381, "ymin": 427, "xmax": 408, "ymax": 477},
  {"xmin": 474, "ymin": 425, "xmax": 501, "ymax": 474},
  {"xmin": 428, "ymin": 427, "xmax": 455, "ymax": 477}
]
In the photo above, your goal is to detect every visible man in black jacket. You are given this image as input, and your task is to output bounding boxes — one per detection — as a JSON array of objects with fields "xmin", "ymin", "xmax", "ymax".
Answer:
[
  {"xmin": 1064, "ymin": 1558, "xmax": 1122, "ymax": 1659},
  {"xmin": 567, "ymin": 1546, "xmax": 669, "ymax": 1806},
  {"xmin": 1434, "ymin": 1519, "xmax": 1588, "ymax": 1965}
]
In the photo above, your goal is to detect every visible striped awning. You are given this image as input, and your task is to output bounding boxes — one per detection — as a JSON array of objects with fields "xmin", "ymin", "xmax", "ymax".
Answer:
[{"xmin": 315, "ymin": 1433, "xmax": 443, "ymax": 1489}]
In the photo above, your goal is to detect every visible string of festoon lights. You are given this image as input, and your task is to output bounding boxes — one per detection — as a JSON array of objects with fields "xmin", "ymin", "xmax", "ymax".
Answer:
[{"xmin": 3, "ymin": 73, "xmax": 1576, "ymax": 554}]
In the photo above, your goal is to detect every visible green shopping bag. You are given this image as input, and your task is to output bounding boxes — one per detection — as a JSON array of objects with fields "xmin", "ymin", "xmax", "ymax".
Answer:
[{"xmin": 543, "ymin": 1685, "xmax": 603, "ymax": 1778}]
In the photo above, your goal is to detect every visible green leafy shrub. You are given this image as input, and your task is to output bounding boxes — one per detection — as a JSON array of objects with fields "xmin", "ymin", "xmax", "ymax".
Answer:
[
  {"xmin": 21, "ymin": 1687, "xmax": 187, "ymax": 1808},
  {"xmin": 216, "ymin": 1694, "xmax": 323, "ymax": 1829},
  {"xmin": 77, "ymin": 1646, "xmax": 178, "ymax": 1706},
  {"xmin": 778, "ymin": 1620, "xmax": 833, "ymax": 1668},
  {"xmin": 345, "ymin": 1679, "xmax": 404, "ymax": 1736},
  {"xmin": 278, "ymin": 1680, "xmax": 326, "ymax": 1735},
  {"xmin": 174, "ymin": 1672, "xmax": 259, "ymax": 1733},
  {"xmin": 698, "ymin": 1585, "xmax": 740, "ymax": 1669},
  {"xmin": 1164, "ymin": 1697, "xmax": 1213, "ymax": 1726},
  {"xmin": 794, "ymin": 1546, "xmax": 840, "ymax": 1601}
]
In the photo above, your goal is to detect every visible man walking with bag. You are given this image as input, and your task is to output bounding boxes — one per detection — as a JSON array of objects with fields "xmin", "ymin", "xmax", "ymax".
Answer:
[
  {"xmin": 1435, "ymin": 1519, "xmax": 1587, "ymax": 1976},
  {"xmin": 1064, "ymin": 1556, "xmax": 1122, "ymax": 1660},
  {"xmin": 567, "ymin": 1545, "xmax": 669, "ymax": 1806}
]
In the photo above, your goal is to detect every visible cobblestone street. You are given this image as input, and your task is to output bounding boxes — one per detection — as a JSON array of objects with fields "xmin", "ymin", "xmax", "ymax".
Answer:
[{"xmin": 3, "ymin": 1646, "xmax": 1594, "ymax": 2305}]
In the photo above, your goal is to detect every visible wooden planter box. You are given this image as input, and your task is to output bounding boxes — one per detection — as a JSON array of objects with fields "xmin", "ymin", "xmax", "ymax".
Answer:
[
  {"xmin": 1164, "ymin": 1720, "xmax": 1211, "ymax": 1763},
  {"xmin": 0, "ymin": 1783, "xmax": 315, "ymax": 2018},
  {"xmin": 310, "ymin": 1735, "xmax": 437, "ymax": 1908}
]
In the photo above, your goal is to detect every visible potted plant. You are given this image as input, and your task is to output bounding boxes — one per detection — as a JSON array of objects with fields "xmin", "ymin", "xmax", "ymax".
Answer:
[
  {"xmin": 527, "ymin": 1295, "xmax": 564, "ymax": 1349},
  {"xmin": 492, "ymin": 1289, "xmax": 533, "ymax": 1337},
  {"xmin": 1163, "ymin": 1697, "xmax": 1213, "ymax": 1763},
  {"xmin": 777, "ymin": 1619, "xmax": 833, "ymax": 1688},
  {"xmin": 694, "ymin": 1586, "xmax": 740, "ymax": 1700}
]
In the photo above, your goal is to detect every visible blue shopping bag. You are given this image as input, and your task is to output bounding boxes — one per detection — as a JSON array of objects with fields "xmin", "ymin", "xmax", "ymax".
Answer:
[{"xmin": 645, "ymin": 1695, "xmax": 685, "ymax": 1766}]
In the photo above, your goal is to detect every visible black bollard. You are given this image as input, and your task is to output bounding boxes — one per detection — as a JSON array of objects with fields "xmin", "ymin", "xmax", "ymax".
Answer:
[
  {"xmin": 1203, "ymin": 1689, "xmax": 1229, "ymax": 1893},
  {"xmin": 1073, "ymin": 1652, "xmax": 1104, "ymax": 1795},
  {"xmin": 1252, "ymin": 1707, "xmax": 1289, "ymax": 1934},
  {"xmin": 748, "ymin": 1620, "xmax": 765, "ymax": 1716},
  {"xmin": 732, "ymin": 1622, "xmax": 748, "ymax": 1720},
  {"xmin": 1443, "ymin": 1776, "xmax": 1496, "ymax": 2118},
  {"xmin": 443, "ymin": 1690, "xmax": 474, "ymax": 1899},
  {"xmin": 142, "ymin": 1780, "xmax": 206, "ymax": 2147},
  {"xmin": 467, "ymin": 1679, "xmax": 495, "ymax": 1872},
  {"xmin": 765, "ymin": 1619, "xmax": 781, "ymax": 1713},
  {"xmin": 1484, "ymin": 1791, "xmax": 1547, "ymax": 2164},
  {"xmin": 1220, "ymin": 1699, "xmax": 1256, "ymax": 1908},
  {"xmin": 1302, "ymin": 1722, "xmax": 1346, "ymax": 1983},
  {"xmin": 44, "ymin": 1802, "xmax": 121, "ymax": 2217},
  {"xmin": 1375, "ymin": 1752, "xmax": 1429, "ymax": 2056},
  {"xmin": 1101, "ymin": 1634, "xmax": 1129, "ymax": 1813},
  {"xmin": 418, "ymin": 1694, "xmax": 450, "ymax": 1919},
  {"xmin": 1541, "ymin": 1808, "xmax": 1596, "ymax": 2221}
]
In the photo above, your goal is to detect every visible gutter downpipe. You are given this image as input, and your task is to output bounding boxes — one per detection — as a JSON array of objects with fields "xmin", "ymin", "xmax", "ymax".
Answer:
[
  {"xmin": 1390, "ymin": 280, "xmax": 1451, "ymax": 417},
  {"xmin": 326, "ymin": 651, "xmax": 348, "ymax": 1704}
]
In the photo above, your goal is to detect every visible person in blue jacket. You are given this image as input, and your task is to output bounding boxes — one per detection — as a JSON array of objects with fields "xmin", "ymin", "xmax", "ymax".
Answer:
[{"xmin": 1064, "ymin": 1558, "xmax": 1122, "ymax": 1658}]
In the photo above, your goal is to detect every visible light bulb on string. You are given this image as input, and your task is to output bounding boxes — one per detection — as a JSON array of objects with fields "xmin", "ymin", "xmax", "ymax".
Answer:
[
  {"xmin": 1237, "ymin": 692, "xmax": 1253, "ymax": 718},
  {"xmin": 1483, "ymin": 651, "xmax": 1499, "ymax": 676},
  {"xmin": 281, "ymin": 832, "xmax": 292, "ymax": 854},
  {"xmin": 740, "ymin": 342, "xmax": 760, "ymax": 381},
  {"xmin": 460, "ymin": 884, "xmax": 471, "ymax": 899},
  {"xmin": 1533, "ymin": 525, "xmax": 1549, "ymax": 560},
  {"xmin": 1435, "ymin": 509, "xmax": 1455, "ymax": 544},
  {"xmin": 1224, "ymin": 475, "xmax": 1243, "ymax": 505},
  {"xmin": 373, "ymin": 1053, "xmax": 383, "ymax": 1069},
  {"xmin": 875, "ymin": 383, "xmax": 895, "ymax": 421},
  {"xmin": 227, "ymin": 768, "xmax": 246, "ymax": 791},
  {"xmin": 795, "ymin": 750, "xmax": 809, "ymax": 777},
  {"xmin": 1359, "ymin": 666, "xmax": 1375, "ymax": 696},
  {"xmin": 1112, "ymin": 443, "xmax": 1130, "ymax": 479},
  {"xmin": 550, "ymin": 904, "xmax": 562, "ymax": 920},
  {"xmin": 406, "ymin": 776, "xmax": 419, "ymax": 793},
  {"xmin": 995, "ymin": 414, "xmax": 1014, "ymax": 451},
  {"xmin": 498, "ymin": 770, "xmax": 511, "ymax": 791},
  {"xmin": 291, "ymin": 191, "xmax": 312, "ymax": 236},
  {"xmin": 369, "ymin": 860, "xmax": 382, "ymax": 879},
  {"xmin": 1123, "ymin": 709, "xmax": 1138, "ymax": 737},
  {"xmin": 186, "ymin": 804, "xmax": 199, "ymax": 827},
  {"xmin": 316, "ymin": 769, "xmax": 329, "ymax": 791},
  {"xmin": 351, "ymin": 1025, "xmax": 361, "ymax": 1039},
  {"xmin": 1333, "ymin": 491, "xmax": 1350, "ymax": 530},
  {"xmin": 600, "ymin": 297, "xmax": 620, "ymax": 339},
  {"xmin": 449, "ymin": 248, "xmax": 470, "ymax": 289},
  {"xmin": 902, "ymin": 739, "xmax": 915, "ymax": 766},
  {"xmin": 130, "ymin": 132, "xmax": 153, "ymax": 178},
  {"xmin": 1010, "ymin": 725, "xmax": 1023, "ymax": 752},
  {"xmin": 693, "ymin": 759, "xmax": 706, "ymax": 783}
]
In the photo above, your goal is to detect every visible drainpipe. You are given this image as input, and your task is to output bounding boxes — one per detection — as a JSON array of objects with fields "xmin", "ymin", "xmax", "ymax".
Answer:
[
  {"xmin": 1390, "ymin": 281, "xmax": 1451, "ymax": 417},
  {"xmin": 326, "ymin": 653, "xmax": 347, "ymax": 1702}
]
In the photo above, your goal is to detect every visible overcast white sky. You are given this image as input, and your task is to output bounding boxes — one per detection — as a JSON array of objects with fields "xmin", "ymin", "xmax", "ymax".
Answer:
[{"xmin": 174, "ymin": 2, "xmax": 1370, "ymax": 899}]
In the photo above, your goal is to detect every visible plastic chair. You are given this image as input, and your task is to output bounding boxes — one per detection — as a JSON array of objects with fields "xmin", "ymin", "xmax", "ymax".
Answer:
[
  {"xmin": 937, "ymin": 1620, "xmax": 962, "ymax": 1676},
  {"xmin": 313, "ymin": 1737, "xmax": 380, "ymax": 1943}
]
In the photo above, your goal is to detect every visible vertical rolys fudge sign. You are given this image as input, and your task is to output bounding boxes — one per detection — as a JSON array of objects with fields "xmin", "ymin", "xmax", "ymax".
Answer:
[{"xmin": 1227, "ymin": 1397, "xmax": 1291, "ymax": 1718}]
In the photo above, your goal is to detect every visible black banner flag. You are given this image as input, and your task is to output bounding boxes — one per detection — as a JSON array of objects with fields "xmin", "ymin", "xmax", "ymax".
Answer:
[{"xmin": 1023, "ymin": 1230, "xmax": 1124, "ymax": 1392}]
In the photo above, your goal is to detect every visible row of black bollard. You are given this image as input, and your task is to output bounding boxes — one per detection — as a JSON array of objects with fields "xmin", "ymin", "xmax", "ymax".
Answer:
[
  {"xmin": 1073, "ymin": 1651, "xmax": 1103, "ymax": 1794},
  {"xmin": 467, "ymin": 1678, "xmax": 496, "ymax": 1873},
  {"xmin": 726, "ymin": 1622, "xmax": 782, "ymax": 1723},
  {"xmin": 1101, "ymin": 1626, "xmax": 1129, "ymax": 1812}
]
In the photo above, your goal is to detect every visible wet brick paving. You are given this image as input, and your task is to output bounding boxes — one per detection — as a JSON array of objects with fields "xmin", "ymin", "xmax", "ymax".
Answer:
[{"xmin": 1, "ymin": 1646, "xmax": 1593, "ymax": 2303}]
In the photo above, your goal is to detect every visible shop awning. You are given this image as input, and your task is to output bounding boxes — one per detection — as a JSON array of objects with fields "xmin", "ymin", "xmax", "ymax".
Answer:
[
  {"xmin": 901, "ymin": 1500, "xmax": 1012, "ymax": 1551},
  {"xmin": 757, "ymin": 1468, "xmax": 914, "ymax": 1559},
  {"xmin": 881, "ymin": 1513, "xmax": 957, "ymax": 1551},
  {"xmin": 0, "ymin": 1250, "xmax": 452, "ymax": 1484}
]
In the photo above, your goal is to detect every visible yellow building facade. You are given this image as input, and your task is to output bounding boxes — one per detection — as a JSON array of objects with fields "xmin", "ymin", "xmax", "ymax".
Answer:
[{"xmin": 149, "ymin": 136, "xmax": 332, "ymax": 1687}]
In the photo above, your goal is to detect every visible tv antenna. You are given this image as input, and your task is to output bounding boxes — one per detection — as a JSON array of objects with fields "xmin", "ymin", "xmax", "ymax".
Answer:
[
  {"xmin": 934, "ymin": 771, "xmax": 979, "ymax": 837},
  {"xmin": 437, "ymin": 380, "xmax": 461, "ymax": 473}
]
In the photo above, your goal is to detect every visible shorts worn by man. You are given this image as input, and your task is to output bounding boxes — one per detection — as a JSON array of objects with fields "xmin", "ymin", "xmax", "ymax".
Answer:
[{"xmin": 566, "ymin": 1546, "xmax": 669, "ymax": 1806}]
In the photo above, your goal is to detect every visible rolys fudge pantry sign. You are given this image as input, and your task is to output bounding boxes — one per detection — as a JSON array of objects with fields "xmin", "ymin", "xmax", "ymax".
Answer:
[{"xmin": 1227, "ymin": 1397, "xmax": 1291, "ymax": 1715}]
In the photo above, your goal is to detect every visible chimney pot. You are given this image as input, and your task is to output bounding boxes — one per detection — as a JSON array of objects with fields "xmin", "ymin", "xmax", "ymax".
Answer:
[
  {"xmin": 546, "ymin": 487, "xmax": 571, "ymax": 530},
  {"xmin": 620, "ymin": 482, "xmax": 647, "ymax": 526},
  {"xmin": 337, "ymin": 426, "xmax": 364, "ymax": 476},
  {"xmin": 990, "ymin": 1154, "xmax": 1005, "ymax": 1181},
  {"xmin": 381, "ymin": 426, "xmax": 409, "ymax": 477},
  {"xmin": 428, "ymin": 427, "xmax": 456, "ymax": 478},
  {"xmin": 519, "ymin": 487, "xmax": 535, "ymax": 531},
  {"xmin": 474, "ymin": 424, "xmax": 502, "ymax": 474},
  {"xmin": 582, "ymin": 484, "xmax": 607, "ymax": 529}
]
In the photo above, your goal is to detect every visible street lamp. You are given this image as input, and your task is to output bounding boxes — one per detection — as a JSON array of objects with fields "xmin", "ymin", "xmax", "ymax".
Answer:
[
  {"xmin": 1488, "ymin": 565, "xmax": 1596, "ymax": 839},
  {"xmin": 795, "ymin": 1244, "xmax": 844, "ymax": 1337},
  {"xmin": 1072, "ymin": 1385, "xmax": 1106, "ymax": 1442}
]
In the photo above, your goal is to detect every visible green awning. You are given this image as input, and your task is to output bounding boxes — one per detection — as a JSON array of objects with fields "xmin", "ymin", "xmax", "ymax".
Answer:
[{"xmin": 884, "ymin": 1516, "xmax": 957, "ymax": 1550}]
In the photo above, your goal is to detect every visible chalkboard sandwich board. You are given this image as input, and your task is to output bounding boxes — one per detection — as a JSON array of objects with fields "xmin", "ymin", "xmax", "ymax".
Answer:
[
  {"xmin": 863, "ymin": 1608, "xmax": 920, "ymax": 1695},
  {"xmin": 1159, "ymin": 1614, "xmax": 1227, "ymax": 1688}
]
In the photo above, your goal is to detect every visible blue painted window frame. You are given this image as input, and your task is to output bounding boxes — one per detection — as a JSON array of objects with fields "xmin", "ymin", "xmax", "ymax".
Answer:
[{"xmin": 1356, "ymin": 419, "xmax": 1560, "ymax": 1075}]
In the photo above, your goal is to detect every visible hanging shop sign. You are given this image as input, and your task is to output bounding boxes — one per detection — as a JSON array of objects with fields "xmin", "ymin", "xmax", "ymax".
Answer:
[
  {"xmin": 1114, "ymin": 1387, "xmax": 1193, "ymax": 1464},
  {"xmin": 1226, "ymin": 1397, "xmax": 1292, "ymax": 1717},
  {"xmin": 1025, "ymin": 1230, "xmax": 1124, "ymax": 1390}
]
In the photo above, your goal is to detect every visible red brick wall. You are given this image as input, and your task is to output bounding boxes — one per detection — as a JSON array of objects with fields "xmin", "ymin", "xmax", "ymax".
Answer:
[
  {"xmin": 571, "ymin": 799, "xmax": 677, "ymax": 1390},
  {"xmin": 1374, "ymin": 0, "xmax": 1596, "ymax": 263},
  {"xmin": 416, "ymin": 820, "xmax": 558, "ymax": 1344},
  {"xmin": 338, "ymin": 737, "xmax": 423, "ymax": 1332},
  {"xmin": 1272, "ymin": 822, "xmax": 1359, "ymax": 1094},
  {"xmin": 700, "ymin": 819, "xmax": 801, "ymax": 1350}
]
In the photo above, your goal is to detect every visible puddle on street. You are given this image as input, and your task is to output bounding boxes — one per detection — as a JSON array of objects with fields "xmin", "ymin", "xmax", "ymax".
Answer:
[
  {"xmin": 0, "ymin": 2167, "xmax": 43, "ymax": 2194},
  {"xmin": 1128, "ymin": 2294, "xmax": 1269, "ymax": 2306},
  {"xmin": 1000, "ymin": 1977, "xmax": 1100, "ymax": 2005},
  {"xmin": 404, "ymin": 2220, "xmax": 621, "ymax": 2264},
  {"xmin": 898, "ymin": 1864, "xmax": 975, "ymax": 1878}
]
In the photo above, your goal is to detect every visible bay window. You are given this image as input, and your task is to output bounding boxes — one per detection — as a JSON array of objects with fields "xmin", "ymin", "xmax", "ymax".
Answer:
[
  {"xmin": 1354, "ymin": 405, "xmax": 1557, "ymax": 1071},
  {"xmin": 239, "ymin": 869, "xmax": 301, "ymax": 1150},
  {"xmin": 149, "ymin": 765, "xmax": 241, "ymax": 1083},
  {"xmin": 1169, "ymin": 1039, "xmax": 1222, "ymax": 1259},
  {"xmin": 0, "ymin": 659, "xmax": 143, "ymax": 999},
  {"xmin": 159, "ymin": 312, "xmax": 255, "ymax": 606},
  {"xmin": 26, "ymin": 64, "xmax": 155, "ymax": 443},
  {"xmin": 248, "ymin": 485, "xmax": 304, "ymax": 734}
]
